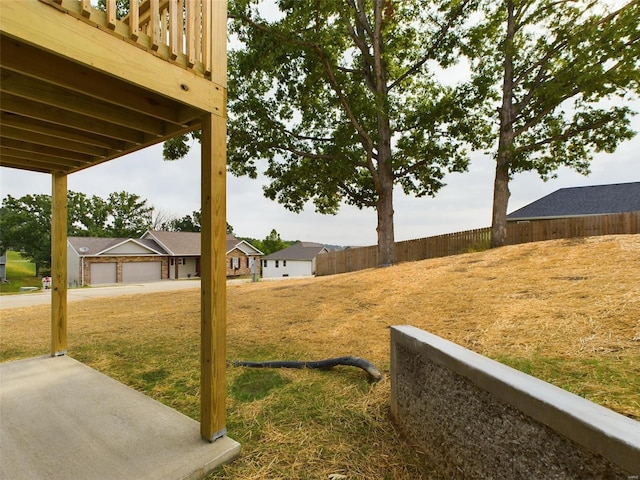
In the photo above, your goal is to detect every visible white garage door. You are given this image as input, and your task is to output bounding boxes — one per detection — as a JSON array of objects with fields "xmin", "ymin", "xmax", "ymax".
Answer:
[
  {"xmin": 122, "ymin": 262, "xmax": 162, "ymax": 283},
  {"xmin": 91, "ymin": 263, "xmax": 116, "ymax": 285}
]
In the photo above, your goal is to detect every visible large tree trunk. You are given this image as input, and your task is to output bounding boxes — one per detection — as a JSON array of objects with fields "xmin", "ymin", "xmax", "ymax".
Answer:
[
  {"xmin": 376, "ymin": 173, "xmax": 395, "ymax": 266},
  {"xmin": 491, "ymin": 0, "xmax": 516, "ymax": 248},
  {"xmin": 372, "ymin": 0, "xmax": 395, "ymax": 266},
  {"xmin": 490, "ymin": 160, "xmax": 511, "ymax": 248}
]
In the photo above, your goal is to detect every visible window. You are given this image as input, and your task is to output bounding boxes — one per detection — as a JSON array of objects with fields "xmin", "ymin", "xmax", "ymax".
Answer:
[
  {"xmin": 246, "ymin": 258, "xmax": 250, "ymax": 268},
  {"xmin": 275, "ymin": 260, "xmax": 279, "ymax": 268},
  {"xmin": 283, "ymin": 260, "xmax": 287, "ymax": 267},
  {"xmin": 263, "ymin": 260, "xmax": 267, "ymax": 268}
]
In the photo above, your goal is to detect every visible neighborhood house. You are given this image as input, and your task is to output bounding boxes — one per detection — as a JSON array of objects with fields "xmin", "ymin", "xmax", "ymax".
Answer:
[
  {"xmin": 262, "ymin": 242, "xmax": 329, "ymax": 279},
  {"xmin": 68, "ymin": 231, "xmax": 263, "ymax": 286}
]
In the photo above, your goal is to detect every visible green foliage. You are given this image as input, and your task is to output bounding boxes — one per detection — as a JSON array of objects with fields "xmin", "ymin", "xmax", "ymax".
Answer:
[
  {"xmin": 166, "ymin": 0, "xmax": 484, "ymax": 265},
  {"xmin": 0, "ymin": 191, "xmax": 154, "ymax": 273},
  {"xmin": 239, "ymin": 229, "xmax": 295, "ymax": 255},
  {"xmin": 96, "ymin": 0, "xmax": 130, "ymax": 19},
  {"xmin": 159, "ymin": 210, "xmax": 235, "ymax": 234},
  {"xmin": 106, "ymin": 191, "xmax": 154, "ymax": 237},
  {"xmin": 225, "ymin": 0, "xmax": 477, "ymax": 208}
]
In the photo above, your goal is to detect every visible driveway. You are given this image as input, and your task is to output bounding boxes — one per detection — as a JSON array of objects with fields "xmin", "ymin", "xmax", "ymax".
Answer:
[{"xmin": 0, "ymin": 280, "xmax": 209, "ymax": 309}]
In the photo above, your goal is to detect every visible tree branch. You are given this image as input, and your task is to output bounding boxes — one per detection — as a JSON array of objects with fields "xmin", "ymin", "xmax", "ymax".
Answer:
[{"xmin": 389, "ymin": 0, "xmax": 473, "ymax": 91}]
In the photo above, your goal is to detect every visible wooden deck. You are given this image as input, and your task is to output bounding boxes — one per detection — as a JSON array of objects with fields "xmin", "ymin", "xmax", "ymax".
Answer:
[
  {"xmin": 0, "ymin": 0, "xmax": 226, "ymax": 174},
  {"xmin": 0, "ymin": 0, "xmax": 232, "ymax": 453}
]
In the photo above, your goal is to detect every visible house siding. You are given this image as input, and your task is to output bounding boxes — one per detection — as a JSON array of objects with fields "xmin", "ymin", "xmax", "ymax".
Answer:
[
  {"xmin": 227, "ymin": 250, "xmax": 261, "ymax": 277},
  {"xmin": 262, "ymin": 259, "xmax": 314, "ymax": 278}
]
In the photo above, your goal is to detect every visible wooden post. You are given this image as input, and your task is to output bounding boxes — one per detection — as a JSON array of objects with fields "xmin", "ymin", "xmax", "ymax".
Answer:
[
  {"xmin": 51, "ymin": 173, "xmax": 68, "ymax": 356},
  {"xmin": 200, "ymin": 112, "xmax": 227, "ymax": 442}
]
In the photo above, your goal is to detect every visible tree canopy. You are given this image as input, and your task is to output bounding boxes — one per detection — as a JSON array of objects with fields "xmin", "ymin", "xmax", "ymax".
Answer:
[{"xmin": 166, "ymin": 0, "xmax": 482, "ymax": 265}]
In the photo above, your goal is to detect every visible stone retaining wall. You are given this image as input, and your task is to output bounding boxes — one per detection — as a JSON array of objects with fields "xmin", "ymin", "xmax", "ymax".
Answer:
[{"xmin": 390, "ymin": 325, "xmax": 640, "ymax": 479}]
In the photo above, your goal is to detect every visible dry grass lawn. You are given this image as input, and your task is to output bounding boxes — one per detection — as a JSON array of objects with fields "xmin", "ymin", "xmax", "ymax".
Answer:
[{"xmin": 2, "ymin": 235, "xmax": 639, "ymax": 478}]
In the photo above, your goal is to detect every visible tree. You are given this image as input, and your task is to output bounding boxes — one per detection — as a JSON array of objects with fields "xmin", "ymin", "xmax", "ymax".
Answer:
[
  {"xmin": 260, "ymin": 229, "xmax": 289, "ymax": 255},
  {"xmin": 167, "ymin": 0, "xmax": 480, "ymax": 266},
  {"xmin": 158, "ymin": 209, "xmax": 235, "ymax": 234},
  {"xmin": 68, "ymin": 191, "xmax": 111, "ymax": 237},
  {"xmin": 467, "ymin": 0, "xmax": 640, "ymax": 247},
  {"xmin": 106, "ymin": 191, "xmax": 154, "ymax": 237},
  {"xmin": 0, "ymin": 194, "xmax": 52, "ymax": 276}
]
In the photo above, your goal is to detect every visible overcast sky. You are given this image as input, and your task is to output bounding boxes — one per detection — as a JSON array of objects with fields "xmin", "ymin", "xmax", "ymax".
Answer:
[{"xmin": 1, "ymin": 109, "xmax": 638, "ymax": 247}]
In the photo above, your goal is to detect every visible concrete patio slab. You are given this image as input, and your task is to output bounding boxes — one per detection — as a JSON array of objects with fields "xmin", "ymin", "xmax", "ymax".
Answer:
[{"xmin": 0, "ymin": 355, "xmax": 240, "ymax": 480}]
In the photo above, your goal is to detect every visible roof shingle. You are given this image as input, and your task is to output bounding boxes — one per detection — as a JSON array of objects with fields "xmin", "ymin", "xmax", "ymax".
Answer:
[{"xmin": 507, "ymin": 182, "xmax": 640, "ymax": 221}]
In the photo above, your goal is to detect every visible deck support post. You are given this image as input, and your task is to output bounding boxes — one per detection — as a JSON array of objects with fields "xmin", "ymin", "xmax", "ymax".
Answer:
[
  {"xmin": 51, "ymin": 173, "xmax": 68, "ymax": 356},
  {"xmin": 200, "ymin": 112, "xmax": 227, "ymax": 441}
]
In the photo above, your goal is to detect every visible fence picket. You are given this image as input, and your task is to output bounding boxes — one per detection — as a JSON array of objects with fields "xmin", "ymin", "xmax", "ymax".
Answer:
[{"xmin": 316, "ymin": 213, "xmax": 640, "ymax": 276}]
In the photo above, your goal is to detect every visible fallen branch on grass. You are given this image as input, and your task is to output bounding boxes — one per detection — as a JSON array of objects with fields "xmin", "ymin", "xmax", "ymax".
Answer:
[{"xmin": 229, "ymin": 356, "xmax": 383, "ymax": 382}]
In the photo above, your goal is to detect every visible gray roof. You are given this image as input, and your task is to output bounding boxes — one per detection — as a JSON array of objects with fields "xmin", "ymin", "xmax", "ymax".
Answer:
[
  {"xmin": 68, "ymin": 237, "xmax": 165, "ymax": 255},
  {"xmin": 263, "ymin": 242, "xmax": 328, "ymax": 261},
  {"xmin": 141, "ymin": 230, "xmax": 263, "ymax": 256},
  {"xmin": 507, "ymin": 182, "xmax": 640, "ymax": 221}
]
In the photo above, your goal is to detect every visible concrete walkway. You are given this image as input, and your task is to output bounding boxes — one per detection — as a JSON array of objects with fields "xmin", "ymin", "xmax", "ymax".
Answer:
[{"xmin": 0, "ymin": 355, "xmax": 240, "ymax": 480}]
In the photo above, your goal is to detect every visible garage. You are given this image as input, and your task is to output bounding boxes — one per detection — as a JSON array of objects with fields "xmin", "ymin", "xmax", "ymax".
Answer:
[
  {"xmin": 122, "ymin": 261, "xmax": 162, "ymax": 283},
  {"xmin": 90, "ymin": 263, "xmax": 116, "ymax": 285}
]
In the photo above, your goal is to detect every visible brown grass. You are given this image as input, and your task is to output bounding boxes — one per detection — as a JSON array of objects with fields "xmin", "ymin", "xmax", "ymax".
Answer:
[{"xmin": 2, "ymin": 235, "xmax": 639, "ymax": 478}]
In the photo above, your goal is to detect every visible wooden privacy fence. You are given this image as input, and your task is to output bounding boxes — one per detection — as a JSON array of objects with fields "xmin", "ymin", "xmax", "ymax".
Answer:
[{"xmin": 316, "ymin": 212, "xmax": 639, "ymax": 276}]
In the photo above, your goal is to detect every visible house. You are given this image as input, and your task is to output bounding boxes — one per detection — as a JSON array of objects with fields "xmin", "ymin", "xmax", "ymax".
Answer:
[
  {"xmin": 262, "ymin": 242, "xmax": 329, "ymax": 279},
  {"xmin": 142, "ymin": 230, "xmax": 263, "ymax": 279},
  {"xmin": 67, "ymin": 237, "xmax": 168, "ymax": 286},
  {"xmin": 68, "ymin": 232, "xmax": 264, "ymax": 285},
  {"xmin": 507, "ymin": 182, "xmax": 640, "ymax": 222},
  {"xmin": 0, "ymin": 0, "xmax": 237, "ymax": 459}
]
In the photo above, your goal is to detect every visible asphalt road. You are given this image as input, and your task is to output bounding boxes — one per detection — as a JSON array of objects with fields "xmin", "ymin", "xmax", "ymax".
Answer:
[{"xmin": 0, "ymin": 280, "xmax": 205, "ymax": 309}]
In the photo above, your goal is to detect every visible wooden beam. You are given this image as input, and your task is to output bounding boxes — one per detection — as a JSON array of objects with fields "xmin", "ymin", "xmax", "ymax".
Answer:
[
  {"xmin": 1, "ymin": 125, "xmax": 109, "ymax": 157},
  {"xmin": 169, "ymin": 0, "xmax": 179, "ymax": 60},
  {"xmin": 0, "ymin": 69, "xmax": 169, "ymax": 136},
  {"xmin": 0, "ymin": 37, "xmax": 197, "ymax": 126},
  {"xmin": 1, "ymin": 93, "xmax": 146, "ymax": 144},
  {"xmin": 0, "ymin": 147, "xmax": 88, "ymax": 169},
  {"xmin": 0, "ymin": 112, "xmax": 127, "ymax": 150},
  {"xmin": 209, "ymin": 0, "xmax": 227, "ymax": 88},
  {"xmin": 80, "ymin": 0, "xmax": 92, "ymax": 18},
  {"xmin": 106, "ymin": 0, "xmax": 117, "ymax": 30},
  {"xmin": 0, "ymin": 155, "xmax": 67, "ymax": 174},
  {"xmin": 1, "ymin": 137, "xmax": 93, "ymax": 163},
  {"xmin": 129, "ymin": 0, "xmax": 139, "ymax": 40},
  {"xmin": 51, "ymin": 173, "xmax": 68, "ymax": 356},
  {"xmin": 185, "ymin": 0, "xmax": 197, "ymax": 68},
  {"xmin": 0, "ymin": 0, "xmax": 224, "ymax": 115},
  {"xmin": 200, "ymin": 112, "xmax": 227, "ymax": 442}
]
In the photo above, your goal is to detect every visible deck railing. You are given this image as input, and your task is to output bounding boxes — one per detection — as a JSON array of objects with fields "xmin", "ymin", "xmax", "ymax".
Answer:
[{"xmin": 43, "ymin": 0, "xmax": 218, "ymax": 78}]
